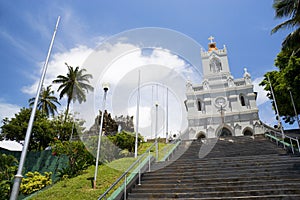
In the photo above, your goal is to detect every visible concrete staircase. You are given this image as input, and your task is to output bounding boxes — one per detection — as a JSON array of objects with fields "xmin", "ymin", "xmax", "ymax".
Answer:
[{"xmin": 128, "ymin": 135, "xmax": 300, "ymax": 199}]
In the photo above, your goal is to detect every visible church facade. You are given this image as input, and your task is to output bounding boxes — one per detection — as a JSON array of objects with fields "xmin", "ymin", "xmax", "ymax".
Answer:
[{"xmin": 185, "ymin": 37, "xmax": 262, "ymax": 139}]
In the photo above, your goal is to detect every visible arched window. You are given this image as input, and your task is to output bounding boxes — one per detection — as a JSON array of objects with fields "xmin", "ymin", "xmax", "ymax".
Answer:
[
  {"xmin": 240, "ymin": 96, "xmax": 245, "ymax": 106},
  {"xmin": 243, "ymin": 129, "xmax": 253, "ymax": 136},
  {"xmin": 184, "ymin": 100, "xmax": 188, "ymax": 112},
  {"xmin": 197, "ymin": 100, "xmax": 202, "ymax": 111},
  {"xmin": 239, "ymin": 94, "xmax": 248, "ymax": 107}
]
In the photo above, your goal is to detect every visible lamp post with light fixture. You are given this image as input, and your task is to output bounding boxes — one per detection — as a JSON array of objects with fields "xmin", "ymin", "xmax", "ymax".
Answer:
[
  {"xmin": 155, "ymin": 101, "xmax": 159, "ymax": 161},
  {"xmin": 93, "ymin": 82, "xmax": 109, "ymax": 189}
]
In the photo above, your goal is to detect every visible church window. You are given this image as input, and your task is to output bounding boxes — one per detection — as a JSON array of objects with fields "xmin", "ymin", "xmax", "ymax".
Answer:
[
  {"xmin": 197, "ymin": 100, "xmax": 202, "ymax": 111},
  {"xmin": 240, "ymin": 95, "xmax": 246, "ymax": 106},
  {"xmin": 210, "ymin": 57, "xmax": 222, "ymax": 73},
  {"xmin": 184, "ymin": 100, "xmax": 188, "ymax": 112}
]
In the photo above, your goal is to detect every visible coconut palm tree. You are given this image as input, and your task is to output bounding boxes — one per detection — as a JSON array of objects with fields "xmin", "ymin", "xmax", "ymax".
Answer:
[
  {"xmin": 52, "ymin": 63, "xmax": 94, "ymax": 121},
  {"xmin": 272, "ymin": 0, "xmax": 300, "ymax": 51},
  {"xmin": 29, "ymin": 85, "xmax": 61, "ymax": 117}
]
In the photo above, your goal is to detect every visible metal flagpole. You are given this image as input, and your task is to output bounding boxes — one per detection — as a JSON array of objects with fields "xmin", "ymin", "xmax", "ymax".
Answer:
[
  {"xmin": 155, "ymin": 84, "xmax": 159, "ymax": 161},
  {"xmin": 134, "ymin": 70, "xmax": 141, "ymax": 158},
  {"xmin": 10, "ymin": 16, "xmax": 60, "ymax": 200},
  {"xmin": 93, "ymin": 83, "xmax": 109, "ymax": 189},
  {"xmin": 267, "ymin": 76, "xmax": 285, "ymax": 141}
]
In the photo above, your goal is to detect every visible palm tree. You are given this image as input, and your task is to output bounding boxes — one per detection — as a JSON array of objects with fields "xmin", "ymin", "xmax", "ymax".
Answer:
[
  {"xmin": 272, "ymin": 0, "xmax": 300, "ymax": 51},
  {"xmin": 52, "ymin": 63, "xmax": 94, "ymax": 121},
  {"xmin": 29, "ymin": 85, "xmax": 61, "ymax": 117}
]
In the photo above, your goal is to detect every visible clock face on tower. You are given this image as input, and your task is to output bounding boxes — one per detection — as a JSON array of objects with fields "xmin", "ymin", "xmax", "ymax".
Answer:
[{"xmin": 215, "ymin": 96, "xmax": 226, "ymax": 107}]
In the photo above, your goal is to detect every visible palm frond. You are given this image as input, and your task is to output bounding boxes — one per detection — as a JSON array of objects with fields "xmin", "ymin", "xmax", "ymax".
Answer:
[
  {"xmin": 282, "ymin": 28, "xmax": 300, "ymax": 50},
  {"xmin": 273, "ymin": 0, "xmax": 298, "ymax": 18},
  {"xmin": 271, "ymin": 18, "xmax": 298, "ymax": 34}
]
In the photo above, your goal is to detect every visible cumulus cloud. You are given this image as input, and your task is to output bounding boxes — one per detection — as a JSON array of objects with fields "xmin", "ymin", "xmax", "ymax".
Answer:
[
  {"xmin": 0, "ymin": 100, "xmax": 20, "ymax": 125},
  {"xmin": 21, "ymin": 41, "xmax": 190, "ymax": 136},
  {"xmin": 252, "ymin": 77, "xmax": 269, "ymax": 106},
  {"xmin": 21, "ymin": 45, "xmax": 94, "ymax": 96}
]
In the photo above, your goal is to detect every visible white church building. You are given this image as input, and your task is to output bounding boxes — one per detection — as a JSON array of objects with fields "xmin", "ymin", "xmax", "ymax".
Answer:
[{"xmin": 185, "ymin": 37, "xmax": 262, "ymax": 139}]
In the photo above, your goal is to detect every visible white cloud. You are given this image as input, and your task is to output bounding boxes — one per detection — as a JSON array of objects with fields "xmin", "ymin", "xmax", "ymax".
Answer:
[
  {"xmin": 128, "ymin": 106, "xmax": 152, "ymax": 128},
  {"xmin": 252, "ymin": 77, "xmax": 268, "ymax": 106},
  {"xmin": 21, "ymin": 45, "xmax": 94, "ymax": 96},
  {"xmin": 0, "ymin": 100, "xmax": 20, "ymax": 125},
  {"xmin": 101, "ymin": 47, "xmax": 187, "ymax": 86},
  {"xmin": 21, "ymin": 40, "xmax": 192, "ymax": 136},
  {"xmin": 258, "ymin": 101, "xmax": 277, "ymax": 127}
]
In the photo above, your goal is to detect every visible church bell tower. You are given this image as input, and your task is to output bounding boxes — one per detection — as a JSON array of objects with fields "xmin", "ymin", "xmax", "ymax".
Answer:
[{"xmin": 185, "ymin": 36, "xmax": 261, "ymax": 139}]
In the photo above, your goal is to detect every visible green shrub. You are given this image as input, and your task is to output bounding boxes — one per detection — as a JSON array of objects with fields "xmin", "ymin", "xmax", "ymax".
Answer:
[
  {"xmin": 20, "ymin": 171, "xmax": 52, "ymax": 195},
  {"xmin": 0, "ymin": 153, "xmax": 18, "ymax": 200},
  {"xmin": 51, "ymin": 140, "xmax": 94, "ymax": 178},
  {"xmin": 109, "ymin": 131, "xmax": 144, "ymax": 152}
]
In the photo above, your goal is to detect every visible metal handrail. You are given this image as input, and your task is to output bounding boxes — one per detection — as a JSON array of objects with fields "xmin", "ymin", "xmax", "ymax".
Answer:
[
  {"xmin": 160, "ymin": 140, "xmax": 181, "ymax": 162},
  {"xmin": 265, "ymin": 130, "xmax": 300, "ymax": 154},
  {"xmin": 98, "ymin": 142, "xmax": 156, "ymax": 200}
]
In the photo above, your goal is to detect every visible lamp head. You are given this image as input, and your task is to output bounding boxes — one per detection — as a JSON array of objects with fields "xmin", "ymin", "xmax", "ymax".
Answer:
[{"xmin": 102, "ymin": 82, "xmax": 110, "ymax": 92}]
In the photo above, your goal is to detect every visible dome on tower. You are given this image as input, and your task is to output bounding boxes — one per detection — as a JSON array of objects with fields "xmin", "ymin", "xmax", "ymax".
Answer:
[{"xmin": 208, "ymin": 36, "xmax": 218, "ymax": 52}]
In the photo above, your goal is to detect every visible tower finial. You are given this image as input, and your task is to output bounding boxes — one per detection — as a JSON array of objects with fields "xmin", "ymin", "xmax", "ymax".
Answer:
[{"xmin": 208, "ymin": 36, "xmax": 215, "ymax": 43}]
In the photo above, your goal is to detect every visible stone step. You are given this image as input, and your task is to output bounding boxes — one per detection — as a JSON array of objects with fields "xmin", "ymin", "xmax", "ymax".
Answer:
[
  {"xmin": 128, "ymin": 194, "xmax": 300, "ymax": 200},
  {"xmin": 148, "ymin": 165, "xmax": 300, "ymax": 177},
  {"xmin": 158, "ymin": 156, "xmax": 294, "ymax": 168},
  {"xmin": 142, "ymin": 172, "xmax": 300, "ymax": 183},
  {"xmin": 140, "ymin": 174, "xmax": 300, "ymax": 184},
  {"xmin": 142, "ymin": 168, "xmax": 300, "ymax": 180},
  {"xmin": 128, "ymin": 188, "xmax": 300, "ymax": 199},
  {"xmin": 151, "ymin": 159, "xmax": 300, "ymax": 172},
  {"xmin": 131, "ymin": 182, "xmax": 300, "ymax": 193},
  {"xmin": 138, "ymin": 178, "xmax": 300, "ymax": 188},
  {"xmin": 127, "ymin": 136, "xmax": 300, "ymax": 200}
]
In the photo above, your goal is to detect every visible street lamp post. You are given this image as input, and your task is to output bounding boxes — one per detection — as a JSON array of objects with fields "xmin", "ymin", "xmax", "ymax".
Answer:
[
  {"xmin": 93, "ymin": 83, "xmax": 109, "ymax": 189},
  {"xmin": 288, "ymin": 89, "xmax": 300, "ymax": 129},
  {"xmin": 155, "ymin": 101, "xmax": 159, "ymax": 161},
  {"xmin": 267, "ymin": 76, "xmax": 285, "ymax": 142}
]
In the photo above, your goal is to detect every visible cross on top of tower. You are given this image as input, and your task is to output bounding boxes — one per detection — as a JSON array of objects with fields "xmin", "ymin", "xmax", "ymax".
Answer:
[{"xmin": 208, "ymin": 36, "xmax": 215, "ymax": 43}]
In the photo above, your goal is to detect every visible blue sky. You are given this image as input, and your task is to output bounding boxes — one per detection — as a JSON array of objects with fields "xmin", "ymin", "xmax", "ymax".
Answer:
[{"xmin": 0, "ymin": 0, "xmax": 295, "ymax": 130}]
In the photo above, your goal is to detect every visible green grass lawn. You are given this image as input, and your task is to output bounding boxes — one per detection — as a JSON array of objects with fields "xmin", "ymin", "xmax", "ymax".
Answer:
[{"xmin": 27, "ymin": 142, "xmax": 173, "ymax": 200}]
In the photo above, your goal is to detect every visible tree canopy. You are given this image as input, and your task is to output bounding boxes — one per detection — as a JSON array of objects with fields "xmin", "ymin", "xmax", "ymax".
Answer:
[
  {"xmin": 272, "ymin": 0, "xmax": 300, "ymax": 51},
  {"xmin": 0, "ymin": 108, "xmax": 83, "ymax": 151},
  {"xmin": 260, "ymin": 1, "xmax": 300, "ymax": 125},
  {"xmin": 260, "ymin": 49, "xmax": 300, "ymax": 124},
  {"xmin": 52, "ymin": 63, "xmax": 94, "ymax": 121},
  {"xmin": 28, "ymin": 85, "xmax": 60, "ymax": 117}
]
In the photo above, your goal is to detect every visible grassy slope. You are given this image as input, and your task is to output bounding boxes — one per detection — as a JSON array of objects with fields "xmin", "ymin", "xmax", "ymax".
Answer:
[{"xmin": 28, "ymin": 142, "xmax": 171, "ymax": 200}]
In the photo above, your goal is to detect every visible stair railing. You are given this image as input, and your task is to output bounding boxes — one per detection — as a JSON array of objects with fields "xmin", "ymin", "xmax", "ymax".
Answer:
[
  {"xmin": 160, "ymin": 139, "xmax": 181, "ymax": 161},
  {"xmin": 98, "ymin": 142, "xmax": 156, "ymax": 200},
  {"xmin": 98, "ymin": 139, "xmax": 182, "ymax": 200},
  {"xmin": 265, "ymin": 130, "xmax": 300, "ymax": 154}
]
